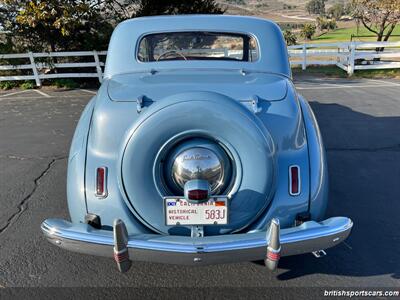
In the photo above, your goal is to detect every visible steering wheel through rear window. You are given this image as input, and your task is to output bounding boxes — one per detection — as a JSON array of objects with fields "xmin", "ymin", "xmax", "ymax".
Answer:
[{"xmin": 156, "ymin": 50, "xmax": 187, "ymax": 61}]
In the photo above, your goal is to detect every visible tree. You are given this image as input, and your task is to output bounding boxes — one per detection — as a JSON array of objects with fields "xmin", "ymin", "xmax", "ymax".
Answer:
[
  {"xmin": 351, "ymin": 0, "xmax": 400, "ymax": 42},
  {"xmin": 301, "ymin": 23, "xmax": 316, "ymax": 40},
  {"xmin": 327, "ymin": 3, "xmax": 345, "ymax": 20},
  {"xmin": 132, "ymin": 0, "xmax": 225, "ymax": 18},
  {"xmin": 0, "ymin": 0, "xmax": 132, "ymax": 52},
  {"xmin": 130, "ymin": 0, "xmax": 225, "ymax": 57},
  {"xmin": 283, "ymin": 29, "xmax": 297, "ymax": 45},
  {"xmin": 0, "ymin": 0, "xmax": 225, "ymax": 53},
  {"xmin": 305, "ymin": 0, "xmax": 327, "ymax": 16},
  {"xmin": 344, "ymin": 2, "xmax": 353, "ymax": 15}
]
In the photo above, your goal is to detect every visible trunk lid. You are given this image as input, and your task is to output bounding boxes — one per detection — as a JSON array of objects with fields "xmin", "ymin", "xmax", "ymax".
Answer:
[{"xmin": 108, "ymin": 70, "xmax": 288, "ymax": 102}]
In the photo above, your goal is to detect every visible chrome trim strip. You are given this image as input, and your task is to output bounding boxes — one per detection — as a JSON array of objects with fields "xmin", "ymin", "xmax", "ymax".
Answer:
[
  {"xmin": 134, "ymin": 30, "xmax": 261, "ymax": 64},
  {"xmin": 41, "ymin": 217, "xmax": 352, "ymax": 264}
]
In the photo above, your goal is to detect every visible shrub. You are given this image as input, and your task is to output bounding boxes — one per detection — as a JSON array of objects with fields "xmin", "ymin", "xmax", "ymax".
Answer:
[
  {"xmin": 53, "ymin": 79, "xmax": 79, "ymax": 89},
  {"xmin": 20, "ymin": 81, "xmax": 35, "ymax": 89},
  {"xmin": 279, "ymin": 23, "xmax": 303, "ymax": 31},
  {"xmin": 283, "ymin": 30, "xmax": 297, "ymax": 46},
  {"xmin": 283, "ymin": 4, "xmax": 296, "ymax": 10},
  {"xmin": 0, "ymin": 81, "xmax": 18, "ymax": 90},
  {"xmin": 327, "ymin": 19, "xmax": 337, "ymax": 30},
  {"xmin": 327, "ymin": 3, "xmax": 345, "ymax": 20},
  {"xmin": 316, "ymin": 17, "xmax": 337, "ymax": 31},
  {"xmin": 301, "ymin": 23, "xmax": 316, "ymax": 40}
]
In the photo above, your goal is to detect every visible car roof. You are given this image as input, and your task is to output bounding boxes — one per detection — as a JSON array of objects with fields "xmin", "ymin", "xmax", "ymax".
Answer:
[{"xmin": 104, "ymin": 15, "xmax": 290, "ymax": 78}]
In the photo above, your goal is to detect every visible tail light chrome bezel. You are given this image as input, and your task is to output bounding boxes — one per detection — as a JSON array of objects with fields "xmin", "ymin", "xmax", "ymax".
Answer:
[
  {"xmin": 289, "ymin": 165, "xmax": 301, "ymax": 196},
  {"xmin": 95, "ymin": 166, "xmax": 108, "ymax": 198}
]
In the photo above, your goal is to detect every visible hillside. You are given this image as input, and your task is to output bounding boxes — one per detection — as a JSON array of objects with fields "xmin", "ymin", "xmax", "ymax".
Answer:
[{"xmin": 217, "ymin": 0, "xmax": 350, "ymax": 23}]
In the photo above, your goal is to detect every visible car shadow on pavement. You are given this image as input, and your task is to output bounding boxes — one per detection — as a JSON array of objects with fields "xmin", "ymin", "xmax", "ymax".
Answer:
[{"xmin": 275, "ymin": 101, "xmax": 400, "ymax": 281}]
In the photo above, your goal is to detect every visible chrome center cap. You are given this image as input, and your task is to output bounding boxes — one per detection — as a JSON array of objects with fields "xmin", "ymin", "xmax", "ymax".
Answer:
[{"xmin": 172, "ymin": 147, "xmax": 225, "ymax": 194}]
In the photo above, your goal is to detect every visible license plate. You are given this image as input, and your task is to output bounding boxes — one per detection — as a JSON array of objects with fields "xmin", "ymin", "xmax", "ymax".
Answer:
[{"xmin": 164, "ymin": 197, "xmax": 228, "ymax": 226}]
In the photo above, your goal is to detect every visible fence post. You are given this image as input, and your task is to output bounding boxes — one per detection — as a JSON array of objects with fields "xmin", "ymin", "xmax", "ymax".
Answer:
[
  {"xmin": 93, "ymin": 50, "xmax": 103, "ymax": 83},
  {"xmin": 302, "ymin": 43, "xmax": 307, "ymax": 70},
  {"xmin": 28, "ymin": 51, "xmax": 41, "ymax": 87},
  {"xmin": 348, "ymin": 42, "xmax": 355, "ymax": 76}
]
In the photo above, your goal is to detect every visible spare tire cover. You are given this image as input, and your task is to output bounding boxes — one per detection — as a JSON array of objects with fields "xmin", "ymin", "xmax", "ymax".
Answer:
[{"xmin": 119, "ymin": 91, "xmax": 275, "ymax": 235}]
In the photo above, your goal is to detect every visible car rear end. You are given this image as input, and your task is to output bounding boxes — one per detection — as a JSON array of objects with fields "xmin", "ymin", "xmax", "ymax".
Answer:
[{"xmin": 41, "ymin": 15, "xmax": 352, "ymax": 271}]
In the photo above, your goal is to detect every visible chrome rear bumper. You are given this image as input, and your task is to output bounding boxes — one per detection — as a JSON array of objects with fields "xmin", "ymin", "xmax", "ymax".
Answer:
[{"xmin": 41, "ymin": 217, "xmax": 352, "ymax": 265}]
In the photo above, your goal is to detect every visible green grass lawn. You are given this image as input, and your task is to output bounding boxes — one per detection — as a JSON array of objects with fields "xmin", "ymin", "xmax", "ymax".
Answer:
[
  {"xmin": 292, "ymin": 65, "xmax": 400, "ymax": 78},
  {"xmin": 311, "ymin": 25, "xmax": 400, "ymax": 43}
]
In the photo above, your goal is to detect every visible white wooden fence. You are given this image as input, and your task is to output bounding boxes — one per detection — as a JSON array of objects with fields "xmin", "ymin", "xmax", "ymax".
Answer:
[
  {"xmin": 288, "ymin": 41, "xmax": 400, "ymax": 75},
  {"xmin": 0, "ymin": 41, "xmax": 399, "ymax": 87},
  {"xmin": 0, "ymin": 50, "xmax": 106, "ymax": 86}
]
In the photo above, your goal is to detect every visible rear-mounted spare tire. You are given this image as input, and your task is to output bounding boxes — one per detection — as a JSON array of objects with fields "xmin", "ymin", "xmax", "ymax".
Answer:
[{"xmin": 118, "ymin": 92, "xmax": 276, "ymax": 235}]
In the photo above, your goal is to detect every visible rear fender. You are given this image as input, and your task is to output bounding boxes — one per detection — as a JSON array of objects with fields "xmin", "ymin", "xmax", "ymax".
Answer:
[
  {"xmin": 249, "ymin": 85, "xmax": 311, "ymax": 231},
  {"xmin": 298, "ymin": 95, "xmax": 329, "ymax": 221},
  {"xmin": 83, "ymin": 84, "xmax": 153, "ymax": 235},
  {"xmin": 67, "ymin": 97, "xmax": 95, "ymax": 223}
]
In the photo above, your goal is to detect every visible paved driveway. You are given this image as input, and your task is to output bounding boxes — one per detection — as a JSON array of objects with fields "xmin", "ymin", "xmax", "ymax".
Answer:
[{"xmin": 0, "ymin": 78, "xmax": 399, "ymax": 293}]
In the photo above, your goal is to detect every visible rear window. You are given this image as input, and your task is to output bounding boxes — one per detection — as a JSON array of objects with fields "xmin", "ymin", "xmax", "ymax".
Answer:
[{"xmin": 138, "ymin": 31, "xmax": 258, "ymax": 62}]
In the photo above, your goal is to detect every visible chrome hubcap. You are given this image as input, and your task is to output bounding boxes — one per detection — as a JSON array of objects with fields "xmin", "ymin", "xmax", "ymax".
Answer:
[{"xmin": 164, "ymin": 139, "xmax": 232, "ymax": 195}]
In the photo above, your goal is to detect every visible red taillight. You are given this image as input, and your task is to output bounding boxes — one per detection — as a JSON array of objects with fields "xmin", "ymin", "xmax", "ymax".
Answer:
[
  {"xmin": 289, "ymin": 165, "xmax": 300, "ymax": 196},
  {"xmin": 188, "ymin": 189, "xmax": 209, "ymax": 201},
  {"xmin": 96, "ymin": 167, "xmax": 107, "ymax": 197}
]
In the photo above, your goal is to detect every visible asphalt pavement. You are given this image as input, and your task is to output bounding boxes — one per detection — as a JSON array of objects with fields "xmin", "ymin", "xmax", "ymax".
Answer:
[{"xmin": 0, "ymin": 78, "xmax": 399, "ymax": 296}]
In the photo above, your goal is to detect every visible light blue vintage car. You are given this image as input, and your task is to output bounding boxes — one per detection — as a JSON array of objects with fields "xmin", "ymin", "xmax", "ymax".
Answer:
[{"xmin": 41, "ymin": 15, "xmax": 353, "ymax": 272}]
